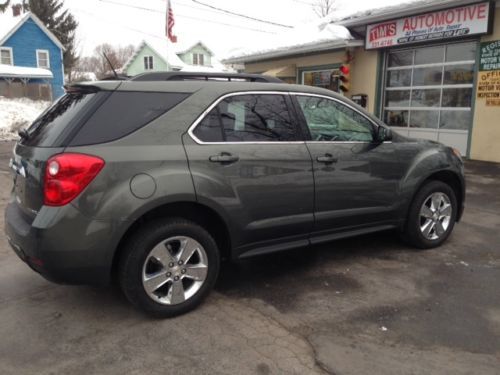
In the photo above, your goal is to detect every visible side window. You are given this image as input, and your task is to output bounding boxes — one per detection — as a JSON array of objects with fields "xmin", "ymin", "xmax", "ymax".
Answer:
[
  {"xmin": 193, "ymin": 107, "xmax": 224, "ymax": 142},
  {"xmin": 193, "ymin": 94, "xmax": 297, "ymax": 142},
  {"xmin": 296, "ymin": 96, "xmax": 374, "ymax": 142},
  {"xmin": 69, "ymin": 91, "xmax": 189, "ymax": 146}
]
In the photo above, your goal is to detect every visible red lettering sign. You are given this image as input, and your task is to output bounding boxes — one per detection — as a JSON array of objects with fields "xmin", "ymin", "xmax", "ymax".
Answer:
[
  {"xmin": 369, "ymin": 22, "xmax": 396, "ymax": 42},
  {"xmin": 366, "ymin": 1, "xmax": 490, "ymax": 49}
]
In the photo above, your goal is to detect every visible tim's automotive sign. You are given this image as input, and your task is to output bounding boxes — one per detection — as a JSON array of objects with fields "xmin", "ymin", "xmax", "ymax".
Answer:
[{"xmin": 365, "ymin": 2, "xmax": 492, "ymax": 49}]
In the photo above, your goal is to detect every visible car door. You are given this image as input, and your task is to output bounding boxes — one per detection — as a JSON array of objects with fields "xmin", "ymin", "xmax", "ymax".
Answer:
[
  {"xmin": 291, "ymin": 93, "xmax": 401, "ymax": 240},
  {"xmin": 183, "ymin": 92, "xmax": 314, "ymax": 257}
]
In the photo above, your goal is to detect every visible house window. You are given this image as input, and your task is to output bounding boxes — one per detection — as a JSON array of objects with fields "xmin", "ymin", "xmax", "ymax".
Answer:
[
  {"xmin": 0, "ymin": 47, "xmax": 13, "ymax": 65},
  {"xmin": 36, "ymin": 50, "xmax": 50, "ymax": 68},
  {"xmin": 193, "ymin": 53, "xmax": 204, "ymax": 66},
  {"xmin": 144, "ymin": 56, "xmax": 154, "ymax": 70}
]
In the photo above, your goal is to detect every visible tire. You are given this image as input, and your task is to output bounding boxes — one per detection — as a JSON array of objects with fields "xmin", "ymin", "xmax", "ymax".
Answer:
[
  {"xmin": 403, "ymin": 180, "xmax": 457, "ymax": 249},
  {"xmin": 119, "ymin": 218, "xmax": 220, "ymax": 318}
]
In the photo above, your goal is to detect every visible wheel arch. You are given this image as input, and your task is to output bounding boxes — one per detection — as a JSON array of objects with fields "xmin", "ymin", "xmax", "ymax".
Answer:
[
  {"xmin": 110, "ymin": 201, "xmax": 232, "ymax": 281},
  {"xmin": 408, "ymin": 169, "xmax": 465, "ymax": 223}
]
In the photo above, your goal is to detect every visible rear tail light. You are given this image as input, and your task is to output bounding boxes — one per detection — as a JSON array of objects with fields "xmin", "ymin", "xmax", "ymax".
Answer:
[{"xmin": 44, "ymin": 153, "xmax": 105, "ymax": 206}]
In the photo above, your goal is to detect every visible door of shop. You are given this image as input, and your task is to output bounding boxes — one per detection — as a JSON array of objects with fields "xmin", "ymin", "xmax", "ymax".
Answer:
[{"xmin": 381, "ymin": 41, "xmax": 477, "ymax": 155}]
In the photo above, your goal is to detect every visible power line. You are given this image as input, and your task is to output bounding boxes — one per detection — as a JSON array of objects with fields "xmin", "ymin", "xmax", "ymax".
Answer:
[
  {"xmin": 96, "ymin": 0, "xmax": 277, "ymax": 34},
  {"xmin": 191, "ymin": 0, "xmax": 293, "ymax": 28}
]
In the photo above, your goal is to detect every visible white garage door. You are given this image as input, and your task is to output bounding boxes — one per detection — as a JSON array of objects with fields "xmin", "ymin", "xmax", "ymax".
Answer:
[{"xmin": 382, "ymin": 41, "xmax": 477, "ymax": 155}]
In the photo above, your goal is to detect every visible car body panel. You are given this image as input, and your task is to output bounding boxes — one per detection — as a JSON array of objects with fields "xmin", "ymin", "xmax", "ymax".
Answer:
[{"xmin": 182, "ymin": 134, "xmax": 314, "ymax": 257}]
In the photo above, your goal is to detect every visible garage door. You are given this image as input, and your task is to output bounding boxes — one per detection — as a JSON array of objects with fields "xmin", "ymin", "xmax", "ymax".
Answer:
[{"xmin": 382, "ymin": 41, "xmax": 477, "ymax": 155}]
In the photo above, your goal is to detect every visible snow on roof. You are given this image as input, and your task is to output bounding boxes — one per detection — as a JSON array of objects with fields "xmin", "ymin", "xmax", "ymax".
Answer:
[
  {"xmin": 147, "ymin": 38, "xmax": 186, "ymax": 69},
  {"xmin": 175, "ymin": 40, "xmax": 215, "ymax": 56},
  {"xmin": 0, "ymin": 10, "xmax": 29, "ymax": 43},
  {"xmin": 327, "ymin": 0, "xmax": 474, "ymax": 26},
  {"xmin": 0, "ymin": 11, "xmax": 65, "ymax": 50},
  {"xmin": 224, "ymin": 23, "xmax": 361, "ymax": 63},
  {"xmin": 0, "ymin": 64, "xmax": 53, "ymax": 79}
]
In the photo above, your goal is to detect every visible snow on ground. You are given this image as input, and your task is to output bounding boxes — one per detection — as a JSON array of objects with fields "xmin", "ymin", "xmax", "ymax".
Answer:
[{"xmin": 0, "ymin": 97, "xmax": 50, "ymax": 140}]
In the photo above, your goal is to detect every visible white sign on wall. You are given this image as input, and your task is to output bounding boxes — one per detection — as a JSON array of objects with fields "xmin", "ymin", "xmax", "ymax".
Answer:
[{"xmin": 365, "ymin": 2, "xmax": 491, "ymax": 49}]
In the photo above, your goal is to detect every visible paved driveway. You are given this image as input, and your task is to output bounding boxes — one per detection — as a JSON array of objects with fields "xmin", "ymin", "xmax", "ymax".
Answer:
[{"xmin": 0, "ymin": 140, "xmax": 498, "ymax": 374}]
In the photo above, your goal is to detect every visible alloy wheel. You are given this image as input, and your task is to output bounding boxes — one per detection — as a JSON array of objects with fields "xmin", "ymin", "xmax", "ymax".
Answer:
[
  {"xmin": 419, "ymin": 192, "xmax": 452, "ymax": 240},
  {"xmin": 142, "ymin": 236, "xmax": 208, "ymax": 305}
]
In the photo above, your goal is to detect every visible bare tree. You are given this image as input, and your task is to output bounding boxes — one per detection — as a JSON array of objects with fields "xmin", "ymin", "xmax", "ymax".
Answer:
[
  {"xmin": 312, "ymin": 0, "xmax": 336, "ymax": 17},
  {"xmin": 72, "ymin": 43, "xmax": 135, "ymax": 81}
]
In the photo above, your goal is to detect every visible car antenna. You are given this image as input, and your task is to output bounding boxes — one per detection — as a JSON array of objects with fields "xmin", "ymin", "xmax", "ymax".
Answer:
[{"xmin": 102, "ymin": 52, "xmax": 119, "ymax": 79}]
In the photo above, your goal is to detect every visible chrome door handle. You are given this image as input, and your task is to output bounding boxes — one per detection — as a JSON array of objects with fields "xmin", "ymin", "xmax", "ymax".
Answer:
[
  {"xmin": 209, "ymin": 152, "xmax": 239, "ymax": 164},
  {"xmin": 316, "ymin": 154, "xmax": 337, "ymax": 164}
]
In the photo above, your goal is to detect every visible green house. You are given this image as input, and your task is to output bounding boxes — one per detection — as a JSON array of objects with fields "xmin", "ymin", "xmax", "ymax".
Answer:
[{"xmin": 123, "ymin": 39, "xmax": 229, "ymax": 77}]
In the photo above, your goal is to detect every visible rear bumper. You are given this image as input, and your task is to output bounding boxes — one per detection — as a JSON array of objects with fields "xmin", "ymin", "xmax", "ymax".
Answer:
[{"xmin": 4, "ymin": 200, "xmax": 119, "ymax": 285}]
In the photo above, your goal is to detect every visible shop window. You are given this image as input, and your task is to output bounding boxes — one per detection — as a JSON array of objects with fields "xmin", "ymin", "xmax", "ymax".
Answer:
[
  {"xmin": 383, "ymin": 42, "xmax": 476, "ymax": 131},
  {"xmin": 302, "ymin": 69, "xmax": 340, "ymax": 92}
]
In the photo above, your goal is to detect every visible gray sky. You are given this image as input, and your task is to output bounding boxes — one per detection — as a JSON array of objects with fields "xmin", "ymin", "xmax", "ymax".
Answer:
[{"xmin": 64, "ymin": 0, "xmax": 403, "ymax": 58}]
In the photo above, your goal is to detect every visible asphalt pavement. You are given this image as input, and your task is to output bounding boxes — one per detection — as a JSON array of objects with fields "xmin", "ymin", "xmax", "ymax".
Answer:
[{"xmin": 0, "ymin": 140, "xmax": 499, "ymax": 374}]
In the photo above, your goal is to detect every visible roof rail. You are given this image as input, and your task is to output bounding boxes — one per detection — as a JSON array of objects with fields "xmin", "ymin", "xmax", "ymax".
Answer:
[{"xmin": 130, "ymin": 71, "xmax": 283, "ymax": 83}]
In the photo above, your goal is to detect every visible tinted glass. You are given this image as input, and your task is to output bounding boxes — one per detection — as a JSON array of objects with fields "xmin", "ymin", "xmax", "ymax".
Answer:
[
  {"xmin": 386, "ymin": 69, "xmax": 411, "ymax": 87},
  {"xmin": 385, "ymin": 90, "xmax": 410, "ymax": 107},
  {"xmin": 415, "ymin": 46, "xmax": 443, "ymax": 64},
  {"xmin": 217, "ymin": 95, "xmax": 296, "ymax": 142},
  {"xmin": 413, "ymin": 67, "xmax": 442, "ymax": 86},
  {"xmin": 443, "ymin": 64, "xmax": 474, "ymax": 85},
  {"xmin": 439, "ymin": 110, "xmax": 472, "ymax": 130},
  {"xmin": 388, "ymin": 51, "xmax": 413, "ymax": 67},
  {"xmin": 385, "ymin": 110, "xmax": 408, "ymax": 127},
  {"xmin": 409, "ymin": 110, "xmax": 438, "ymax": 128},
  {"xmin": 442, "ymin": 88, "xmax": 472, "ymax": 107},
  {"xmin": 297, "ymin": 96, "xmax": 374, "ymax": 142},
  {"xmin": 446, "ymin": 42, "xmax": 476, "ymax": 62},
  {"xmin": 70, "ymin": 91, "xmax": 189, "ymax": 146},
  {"xmin": 193, "ymin": 107, "xmax": 224, "ymax": 142},
  {"xmin": 411, "ymin": 89, "xmax": 440, "ymax": 107},
  {"xmin": 21, "ymin": 92, "xmax": 101, "ymax": 147}
]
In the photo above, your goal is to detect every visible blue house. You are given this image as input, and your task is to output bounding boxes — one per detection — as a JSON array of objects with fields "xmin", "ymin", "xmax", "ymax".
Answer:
[{"xmin": 0, "ymin": 8, "xmax": 65, "ymax": 100}]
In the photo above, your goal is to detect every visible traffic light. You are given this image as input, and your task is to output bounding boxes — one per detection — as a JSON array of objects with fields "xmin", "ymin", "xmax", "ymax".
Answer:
[{"xmin": 339, "ymin": 63, "xmax": 350, "ymax": 93}]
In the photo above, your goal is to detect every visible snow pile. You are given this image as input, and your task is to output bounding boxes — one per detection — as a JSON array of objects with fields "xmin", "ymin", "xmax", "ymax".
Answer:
[
  {"xmin": 325, "ymin": 0, "xmax": 452, "ymax": 24},
  {"xmin": 0, "ymin": 97, "xmax": 50, "ymax": 140},
  {"xmin": 225, "ymin": 23, "xmax": 355, "ymax": 61}
]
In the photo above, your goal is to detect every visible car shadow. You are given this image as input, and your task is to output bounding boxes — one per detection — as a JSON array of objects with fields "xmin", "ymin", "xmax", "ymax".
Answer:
[{"xmin": 215, "ymin": 229, "xmax": 412, "ymax": 300}]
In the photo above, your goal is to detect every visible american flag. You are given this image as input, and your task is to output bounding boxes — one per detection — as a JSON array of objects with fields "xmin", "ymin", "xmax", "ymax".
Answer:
[{"xmin": 166, "ymin": 0, "xmax": 177, "ymax": 43}]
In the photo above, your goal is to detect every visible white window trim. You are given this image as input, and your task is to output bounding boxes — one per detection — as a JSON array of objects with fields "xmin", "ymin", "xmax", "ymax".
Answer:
[
  {"xmin": 36, "ymin": 49, "xmax": 50, "ymax": 69},
  {"xmin": 0, "ymin": 47, "xmax": 13, "ymax": 65},
  {"xmin": 144, "ymin": 55, "xmax": 154, "ymax": 70}
]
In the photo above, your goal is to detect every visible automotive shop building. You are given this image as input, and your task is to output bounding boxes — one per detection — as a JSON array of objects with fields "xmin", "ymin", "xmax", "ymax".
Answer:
[{"xmin": 224, "ymin": 0, "xmax": 500, "ymax": 162}]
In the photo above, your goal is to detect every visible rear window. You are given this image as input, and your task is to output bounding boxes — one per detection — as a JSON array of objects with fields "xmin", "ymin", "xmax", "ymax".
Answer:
[
  {"xmin": 69, "ymin": 91, "xmax": 189, "ymax": 146},
  {"xmin": 21, "ymin": 92, "xmax": 103, "ymax": 147}
]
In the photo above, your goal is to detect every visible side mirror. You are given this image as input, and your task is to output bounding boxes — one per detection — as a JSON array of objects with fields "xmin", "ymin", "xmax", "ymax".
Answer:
[{"xmin": 376, "ymin": 126, "xmax": 392, "ymax": 142}]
